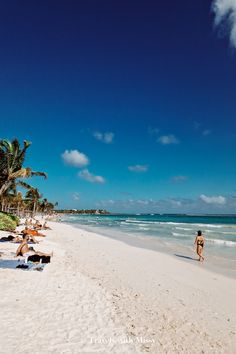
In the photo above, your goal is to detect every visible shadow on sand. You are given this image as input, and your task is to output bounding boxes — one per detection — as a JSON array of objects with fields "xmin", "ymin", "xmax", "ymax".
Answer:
[{"xmin": 174, "ymin": 254, "xmax": 198, "ymax": 261}]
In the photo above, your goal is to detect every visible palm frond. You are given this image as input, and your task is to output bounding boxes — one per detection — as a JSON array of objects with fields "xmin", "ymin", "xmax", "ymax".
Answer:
[
  {"xmin": 17, "ymin": 140, "xmax": 31, "ymax": 165},
  {"xmin": 0, "ymin": 139, "xmax": 47, "ymax": 198},
  {"xmin": 10, "ymin": 168, "xmax": 32, "ymax": 179},
  {"xmin": 17, "ymin": 180, "xmax": 34, "ymax": 190},
  {"xmin": 11, "ymin": 139, "xmax": 20, "ymax": 153},
  {"xmin": 31, "ymin": 171, "xmax": 47, "ymax": 178},
  {"xmin": 0, "ymin": 140, "xmax": 11, "ymax": 152}
]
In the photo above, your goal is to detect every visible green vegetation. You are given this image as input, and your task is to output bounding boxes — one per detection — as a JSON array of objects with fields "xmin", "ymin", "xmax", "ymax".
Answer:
[
  {"xmin": 7, "ymin": 213, "xmax": 20, "ymax": 226},
  {"xmin": 0, "ymin": 212, "xmax": 18, "ymax": 231}
]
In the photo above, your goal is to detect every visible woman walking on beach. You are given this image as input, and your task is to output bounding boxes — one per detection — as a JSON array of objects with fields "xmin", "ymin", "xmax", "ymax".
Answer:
[{"xmin": 194, "ymin": 230, "xmax": 205, "ymax": 262}]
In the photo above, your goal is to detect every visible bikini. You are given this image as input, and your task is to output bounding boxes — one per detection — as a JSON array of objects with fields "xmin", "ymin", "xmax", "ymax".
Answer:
[
  {"xmin": 197, "ymin": 240, "xmax": 204, "ymax": 247},
  {"xmin": 18, "ymin": 244, "xmax": 30, "ymax": 256}
]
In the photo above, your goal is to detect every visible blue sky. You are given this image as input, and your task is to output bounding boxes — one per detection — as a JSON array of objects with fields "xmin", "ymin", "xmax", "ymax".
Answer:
[{"xmin": 0, "ymin": 0, "xmax": 236, "ymax": 213}]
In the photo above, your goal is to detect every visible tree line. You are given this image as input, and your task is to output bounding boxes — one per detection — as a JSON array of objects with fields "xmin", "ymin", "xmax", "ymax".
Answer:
[
  {"xmin": 57, "ymin": 209, "xmax": 110, "ymax": 215},
  {"xmin": 0, "ymin": 139, "xmax": 57, "ymax": 216}
]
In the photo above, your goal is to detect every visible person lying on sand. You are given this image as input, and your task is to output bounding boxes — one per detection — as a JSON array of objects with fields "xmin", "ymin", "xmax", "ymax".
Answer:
[
  {"xmin": 16, "ymin": 234, "xmax": 53, "ymax": 258},
  {"xmin": 194, "ymin": 230, "xmax": 205, "ymax": 262},
  {"xmin": 11, "ymin": 234, "xmax": 39, "ymax": 244},
  {"xmin": 0, "ymin": 235, "xmax": 22, "ymax": 242},
  {"xmin": 21, "ymin": 227, "xmax": 46, "ymax": 237}
]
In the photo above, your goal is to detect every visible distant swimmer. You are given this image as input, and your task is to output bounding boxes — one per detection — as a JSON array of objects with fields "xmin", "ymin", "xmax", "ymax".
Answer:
[{"xmin": 194, "ymin": 230, "xmax": 205, "ymax": 262}]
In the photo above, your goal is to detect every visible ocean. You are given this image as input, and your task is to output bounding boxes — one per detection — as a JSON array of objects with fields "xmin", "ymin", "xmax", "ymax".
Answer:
[{"xmin": 62, "ymin": 214, "xmax": 236, "ymax": 277}]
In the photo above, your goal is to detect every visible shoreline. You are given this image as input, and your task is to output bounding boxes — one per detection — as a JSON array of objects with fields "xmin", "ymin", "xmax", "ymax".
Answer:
[
  {"xmin": 0, "ymin": 221, "xmax": 236, "ymax": 353},
  {"xmin": 63, "ymin": 221, "xmax": 236, "ymax": 280}
]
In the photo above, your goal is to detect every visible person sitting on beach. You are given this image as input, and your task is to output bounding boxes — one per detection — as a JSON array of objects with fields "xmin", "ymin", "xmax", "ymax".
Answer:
[
  {"xmin": 16, "ymin": 234, "xmax": 53, "ymax": 258},
  {"xmin": 34, "ymin": 220, "xmax": 43, "ymax": 230},
  {"xmin": 25, "ymin": 218, "xmax": 33, "ymax": 227},
  {"xmin": 194, "ymin": 230, "xmax": 205, "ymax": 262},
  {"xmin": 43, "ymin": 221, "xmax": 51, "ymax": 230}
]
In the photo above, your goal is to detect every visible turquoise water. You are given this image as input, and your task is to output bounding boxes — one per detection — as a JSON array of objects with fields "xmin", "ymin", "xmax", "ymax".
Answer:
[{"xmin": 62, "ymin": 214, "xmax": 236, "ymax": 274}]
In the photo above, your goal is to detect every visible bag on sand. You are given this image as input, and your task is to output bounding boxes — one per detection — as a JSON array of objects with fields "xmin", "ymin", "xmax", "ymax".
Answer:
[{"xmin": 28, "ymin": 254, "xmax": 51, "ymax": 263}]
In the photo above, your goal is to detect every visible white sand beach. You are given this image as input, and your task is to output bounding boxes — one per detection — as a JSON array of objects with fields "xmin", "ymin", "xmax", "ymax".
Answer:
[{"xmin": 0, "ymin": 221, "xmax": 236, "ymax": 353}]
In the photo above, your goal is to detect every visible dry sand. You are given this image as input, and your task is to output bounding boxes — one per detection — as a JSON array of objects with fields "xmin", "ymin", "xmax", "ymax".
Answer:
[{"xmin": 0, "ymin": 221, "xmax": 235, "ymax": 353}]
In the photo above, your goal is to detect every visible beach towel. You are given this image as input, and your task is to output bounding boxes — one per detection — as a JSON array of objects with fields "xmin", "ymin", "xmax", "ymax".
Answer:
[{"xmin": 0, "ymin": 259, "xmax": 46, "ymax": 271}]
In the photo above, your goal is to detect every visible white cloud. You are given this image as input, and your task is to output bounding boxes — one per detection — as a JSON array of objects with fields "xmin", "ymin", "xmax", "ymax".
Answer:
[
  {"xmin": 72, "ymin": 193, "xmax": 80, "ymax": 201},
  {"xmin": 105, "ymin": 199, "xmax": 115, "ymax": 204},
  {"xmin": 96, "ymin": 195, "xmax": 236, "ymax": 213},
  {"xmin": 97, "ymin": 197, "xmax": 186, "ymax": 212},
  {"xmin": 202, "ymin": 129, "xmax": 211, "ymax": 136},
  {"xmin": 137, "ymin": 199, "xmax": 150, "ymax": 205},
  {"xmin": 93, "ymin": 131, "xmax": 114, "ymax": 144},
  {"xmin": 212, "ymin": 0, "xmax": 236, "ymax": 48},
  {"xmin": 108, "ymin": 199, "xmax": 115, "ymax": 204},
  {"xmin": 171, "ymin": 200, "xmax": 182, "ymax": 207},
  {"xmin": 157, "ymin": 134, "xmax": 179, "ymax": 145},
  {"xmin": 172, "ymin": 175, "xmax": 188, "ymax": 183},
  {"xmin": 78, "ymin": 169, "xmax": 105, "ymax": 184},
  {"xmin": 200, "ymin": 194, "xmax": 226, "ymax": 205},
  {"xmin": 128, "ymin": 165, "xmax": 148, "ymax": 172},
  {"xmin": 62, "ymin": 150, "xmax": 89, "ymax": 167}
]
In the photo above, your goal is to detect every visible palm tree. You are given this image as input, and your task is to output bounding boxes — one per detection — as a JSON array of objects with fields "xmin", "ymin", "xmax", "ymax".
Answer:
[
  {"xmin": 25, "ymin": 188, "xmax": 42, "ymax": 216},
  {"xmin": 13, "ymin": 191, "xmax": 24, "ymax": 216},
  {"xmin": 46, "ymin": 202, "xmax": 55, "ymax": 213},
  {"xmin": 0, "ymin": 193, "xmax": 7, "ymax": 212},
  {"xmin": 39, "ymin": 198, "xmax": 48, "ymax": 213},
  {"xmin": 0, "ymin": 139, "xmax": 47, "ymax": 196},
  {"xmin": 0, "ymin": 181, "xmax": 16, "ymax": 212},
  {"xmin": 3, "ymin": 193, "xmax": 13, "ymax": 213},
  {"xmin": 38, "ymin": 199, "xmax": 56, "ymax": 214}
]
